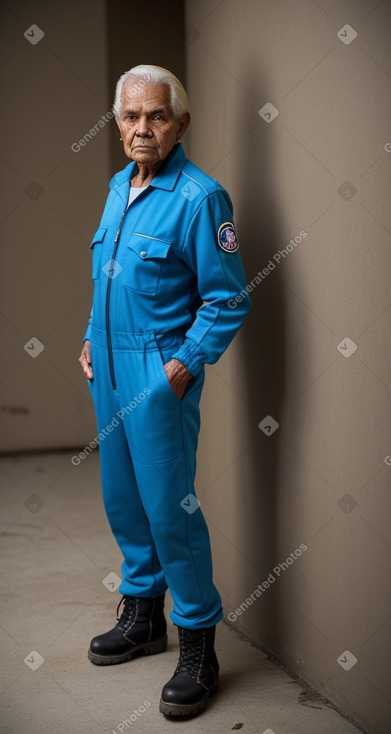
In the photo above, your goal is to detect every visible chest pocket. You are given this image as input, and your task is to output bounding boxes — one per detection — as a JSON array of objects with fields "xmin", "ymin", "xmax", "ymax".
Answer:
[
  {"xmin": 89, "ymin": 226, "xmax": 107, "ymax": 280},
  {"xmin": 124, "ymin": 233, "xmax": 172, "ymax": 295}
]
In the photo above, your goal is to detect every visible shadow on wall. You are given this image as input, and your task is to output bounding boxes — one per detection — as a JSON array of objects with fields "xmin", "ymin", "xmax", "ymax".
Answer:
[{"xmin": 232, "ymin": 58, "xmax": 291, "ymax": 656}]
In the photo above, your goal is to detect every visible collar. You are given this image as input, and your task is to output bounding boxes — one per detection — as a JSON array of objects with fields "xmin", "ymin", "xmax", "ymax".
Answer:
[{"xmin": 109, "ymin": 143, "xmax": 187, "ymax": 203}]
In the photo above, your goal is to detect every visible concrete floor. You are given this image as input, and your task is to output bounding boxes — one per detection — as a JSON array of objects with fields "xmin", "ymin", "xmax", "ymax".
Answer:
[{"xmin": 0, "ymin": 451, "xmax": 364, "ymax": 734}]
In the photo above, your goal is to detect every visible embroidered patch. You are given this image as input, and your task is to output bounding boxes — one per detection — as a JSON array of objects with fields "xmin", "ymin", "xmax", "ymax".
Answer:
[{"xmin": 217, "ymin": 222, "xmax": 239, "ymax": 253}]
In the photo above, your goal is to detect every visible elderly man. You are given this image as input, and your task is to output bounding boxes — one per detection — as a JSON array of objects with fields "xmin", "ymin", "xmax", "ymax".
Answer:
[{"xmin": 79, "ymin": 64, "xmax": 251, "ymax": 718}]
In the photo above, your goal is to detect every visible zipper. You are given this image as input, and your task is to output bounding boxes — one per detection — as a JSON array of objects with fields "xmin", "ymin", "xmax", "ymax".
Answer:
[{"xmin": 105, "ymin": 206, "xmax": 128, "ymax": 390}]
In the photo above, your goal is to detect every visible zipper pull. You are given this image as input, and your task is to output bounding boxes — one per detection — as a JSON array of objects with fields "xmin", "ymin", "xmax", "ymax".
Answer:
[{"xmin": 114, "ymin": 208, "xmax": 127, "ymax": 244}]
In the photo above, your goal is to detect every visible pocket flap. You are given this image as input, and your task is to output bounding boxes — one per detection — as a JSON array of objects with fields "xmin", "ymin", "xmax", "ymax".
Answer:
[
  {"xmin": 89, "ymin": 226, "xmax": 107, "ymax": 248},
  {"xmin": 127, "ymin": 234, "xmax": 171, "ymax": 260}
]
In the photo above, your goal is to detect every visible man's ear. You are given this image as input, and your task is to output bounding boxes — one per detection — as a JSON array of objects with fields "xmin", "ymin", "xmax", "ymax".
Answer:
[{"xmin": 178, "ymin": 112, "xmax": 190, "ymax": 139}]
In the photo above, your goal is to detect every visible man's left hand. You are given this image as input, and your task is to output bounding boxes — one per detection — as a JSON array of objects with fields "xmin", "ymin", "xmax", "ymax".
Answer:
[{"xmin": 164, "ymin": 359, "xmax": 192, "ymax": 400}]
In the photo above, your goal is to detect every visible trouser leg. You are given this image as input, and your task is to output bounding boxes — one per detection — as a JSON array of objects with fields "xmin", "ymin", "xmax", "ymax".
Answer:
[
  {"xmin": 87, "ymin": 340, "xmax": 167, "ymax": 598},
  {"xmin": 114, "ymin": 338, "xmax": 223, "ymax": 630}
]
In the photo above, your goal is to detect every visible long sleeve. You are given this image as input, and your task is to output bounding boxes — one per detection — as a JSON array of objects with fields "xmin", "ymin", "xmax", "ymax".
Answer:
[{"xmin": 171, "ymin": 190, "xmax": 251, "ymax": 375}]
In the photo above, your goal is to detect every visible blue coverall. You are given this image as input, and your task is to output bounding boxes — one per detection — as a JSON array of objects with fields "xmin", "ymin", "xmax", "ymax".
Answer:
[{"xmin": 83, "ymin": 142, "xmax": 251, "ymax": 629}]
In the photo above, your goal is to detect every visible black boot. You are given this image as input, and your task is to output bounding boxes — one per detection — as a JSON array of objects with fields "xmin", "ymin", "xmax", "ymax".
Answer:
[
  {"xmin": 88, "ymin": 595, "xmax": 167, "ymax": 665},
  {"xmin": 159, "ymin": 626, "xmax": 219, "ymax": 717}
]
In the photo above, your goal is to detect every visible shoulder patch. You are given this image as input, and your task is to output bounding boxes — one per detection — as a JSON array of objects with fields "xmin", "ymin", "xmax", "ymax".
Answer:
[{"xmin": 217, "ymin": 222, "xmax": 239, "ymax": 253}]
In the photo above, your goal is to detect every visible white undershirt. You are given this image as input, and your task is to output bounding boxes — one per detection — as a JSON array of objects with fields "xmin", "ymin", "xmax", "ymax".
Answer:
[{"xmin": 127, "ymin": 185, "xmax": 147, "ymax": 207}]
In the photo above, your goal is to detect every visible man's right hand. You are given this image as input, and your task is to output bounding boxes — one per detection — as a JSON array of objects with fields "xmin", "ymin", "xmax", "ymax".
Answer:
[{"xmin": 79, "ymin": 340, "xmax": 93, "ymax": 380}]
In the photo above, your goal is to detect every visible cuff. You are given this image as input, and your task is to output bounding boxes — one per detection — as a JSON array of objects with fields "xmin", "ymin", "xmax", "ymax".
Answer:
[
  {"xmin": 171, "ymin": 341, "xmax": 204, "ymax": 376},
  {"xmin": 82, "ymin": 325, "xmax": 92, "ymax": 342}
]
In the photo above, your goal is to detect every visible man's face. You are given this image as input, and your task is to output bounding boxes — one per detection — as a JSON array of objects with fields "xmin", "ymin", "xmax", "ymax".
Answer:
[
  {"xmin": 226, "ymin": 229, "xmax": 235, "ymax": 243},
  {"xmin": 116, "ymin": 81, "xmax": 189, "ymax": 167}
]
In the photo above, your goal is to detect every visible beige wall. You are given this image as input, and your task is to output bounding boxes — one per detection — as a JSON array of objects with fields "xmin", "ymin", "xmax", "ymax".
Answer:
[
  {"xmin": 0, "ymin": 0, "xmax": 110, "ymax": 451},
  {"xmin": 185, "ymin": 1, "xmax": 391, "ymax": 733},
  {"xmin": 1, "ymin": 1, "xmax": 390, "ymax": 732},
  {"xmin": 0, "ymin": 0, "xmax": 185, "ymax": 451}
]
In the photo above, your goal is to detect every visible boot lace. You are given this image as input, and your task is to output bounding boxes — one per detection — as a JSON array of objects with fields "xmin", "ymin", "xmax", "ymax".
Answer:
[
  {"xmin": 115, "ymin": 595, "xmax": 137, "ymax": 631},
  {"xmin": 175, "ymin": 629, "xmax": 205, "ymax": 677}
]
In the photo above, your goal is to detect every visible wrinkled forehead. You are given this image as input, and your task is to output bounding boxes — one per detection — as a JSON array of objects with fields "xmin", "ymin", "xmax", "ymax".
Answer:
[{"xmin": 120, "ymin": 80, "xmax": 172, "ymax": 112}]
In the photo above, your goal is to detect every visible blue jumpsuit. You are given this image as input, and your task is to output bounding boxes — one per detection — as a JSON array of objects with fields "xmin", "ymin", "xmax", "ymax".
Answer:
[{"xmin": 83, "ymin": 143, "xmax": 251, "ymax": 629}]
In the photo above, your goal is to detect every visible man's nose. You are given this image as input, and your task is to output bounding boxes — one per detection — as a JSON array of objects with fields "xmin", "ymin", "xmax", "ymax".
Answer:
[{"xmin": 136, "ymin": 116, "xmax": 151, "ymax": 136}]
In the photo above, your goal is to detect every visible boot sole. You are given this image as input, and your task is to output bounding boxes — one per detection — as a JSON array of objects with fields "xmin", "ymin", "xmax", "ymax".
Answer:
[
  {"xmin": 159, "ymin": 681, "xmax": 218, "ymax": 717},
  {"xmin": 88, "ymin": 634, "xmax": 167, "ymax": 665}
]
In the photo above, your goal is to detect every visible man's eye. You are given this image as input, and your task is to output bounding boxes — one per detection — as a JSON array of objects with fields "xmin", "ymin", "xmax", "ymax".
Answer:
[
  {"xmin": 126, "ymin": 115, "xmax": 135, "ymax": 121},
  {"xmin": 153, "ymin": 115, "xmax": 163, "ymax": 120}
]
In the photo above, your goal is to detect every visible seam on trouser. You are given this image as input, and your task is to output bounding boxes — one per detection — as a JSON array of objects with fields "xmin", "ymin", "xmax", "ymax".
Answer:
[
  {"xmin": 181, "ymin": 398, "xmax": 206, "ymax": 609},
  {"xmin": 132, "ymin": 452, "xmax": 184, "ymax": 466},
  {"xmin": 131, "ymin": 434, "xmax": 206, "ymax": 610}
]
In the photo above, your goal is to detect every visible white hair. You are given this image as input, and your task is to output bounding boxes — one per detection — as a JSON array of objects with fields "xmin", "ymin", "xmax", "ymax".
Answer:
[{"xmin": 113, "ymin": 64, "xmax": 189, "ymax": 121}]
